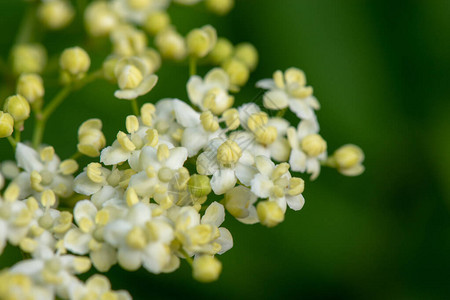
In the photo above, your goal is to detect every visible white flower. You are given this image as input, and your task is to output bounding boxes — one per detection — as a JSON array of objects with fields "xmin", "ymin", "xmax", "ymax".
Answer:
[
  {"xmin": 287, "ymin": 119, "xmax": 327, "ymax": 180},
  {"xmin": 0, "ymin": 197, "xmax": 32, "ymax": 254},
  {"xmin": 103, "ymin": 202, "xmax": 175, "ymax": 273},
  {"xmin": 114, "ymin": 56, "xmax": 158, "ymax": 100},
  {"xmin": 64, "ymin": 200, "xmax": 118, "ymax": 272},
  {"xmin": 128, "ymin": 144, "xmax": 188, "ymax": 202},
  {"xmin": 69, "ymin": 274, "xmax": 131, "ymax": 300},
  {"xmin": 13, "ymin": 143, "xmax": 74, "ymax": 200},
  {"xmin": 257, "ymin": 67, "xmax": 320, "ymax": 120},
  {"xmin": 196, "ymin": 137, "xmax": 256, "ymax": 195},
  {"xmin": 187, "ymin": 68, "xmax": 233, "ymax": 115},
  {"xmin": 111, "ymin": 0, "xmax": 169, "ymax": 25},
  {"xmin": 223, "ymin": 185, "xmax": 259, "ymax": 224},
  {"xmin": 250, "ymin": 155, "xmax": 305, "ymax": 212}
]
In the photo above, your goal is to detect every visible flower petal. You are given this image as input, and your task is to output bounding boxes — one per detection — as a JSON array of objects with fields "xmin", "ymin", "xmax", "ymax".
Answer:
[{"xmin": 210, "ymin": 169, "xmax": 236, "ymax": 195}]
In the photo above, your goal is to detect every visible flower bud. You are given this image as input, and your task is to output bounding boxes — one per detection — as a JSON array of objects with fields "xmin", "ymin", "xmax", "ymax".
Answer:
[
  {"xmin": 11, "ymin": 44, "xmax": 47, "ymax": 75},
  {"xmin": 0, "ymin": 111, "xmax": 14, "ymax": 138},
  {"xmin": 330, "ymin": 144, "xmax": 365, "ymax": 176},
  {"xmin": 301, "ymin": 134, "xmax": 327, "ymax": 157},
  {"xmin": 257, "ymin": 201, "xmax": 284, "ymax": 227},
  {"xmin": 205, "ymin": 0, "xmax": 234, "ymax": 15},
  {"xmin": 16, "ymin": 73, "xmax": 45, "ymax": 103},
  {"xmin": 208, "ymin": 37, "xmax": 233, "ymax": 65},
  {"xmin": 38, "ymin": 0, "xmax": 74, "ymax": 30},
  {"xmin": 155, "ymin": 29, "xmax": 186, "ymax": 61},
  {"xmin": 60, "ymin": 47, "xmax": 91, "ymax": 76},
  {"xmin": 139, "ymin": 48, "xmax": 162, "ymax": 74},
  {"xmin": 102, "ymin": 56, "xmax": 119, "ymax": 82},
  {"xmin": 111, "ymin": 25, "xmax": 147, "ymax": 57},
  {"xmin": 234, "ymin": 42, "xmax": 258, "ymax": 71},
  {"xmin": 186, "ymin": 25, "xmax": 217, "ymax": 58},
  {"xmin": 222, "ymin": 58, "xmax": 249, "ymax": 87},
  {"xmin": 77, "ymin": 119, "xmax": 106, "ymax": 157},
  {"xmin": 84, "ymin": 1, "xmax": 118, "ymax": 37},
  {"xmin": 188, "ymin": 174, "xmax": 211, "ymax": 197},
  {"xmin": 3, "ymin": 95, "xmax": 30, "ymax": 122},
  {"xmin": 144, "ymin": 11, "xmax": 171, "ymax": 35},
  {"xmin": 192, "ymin": 255, "xmax": 222, "ymax": 282},
  {"xmin": 117, "ymin": 65, "xmax": 143, "ymax": 90}
]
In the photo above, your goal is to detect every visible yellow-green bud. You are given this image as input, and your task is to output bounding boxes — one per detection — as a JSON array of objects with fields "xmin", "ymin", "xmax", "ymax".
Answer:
[
  {"xmin": 257, "ymin": 201, "xmax": 284, "ymax": 227},
  {"xmin": 234, "ymin": 42, "xmax": 258, "ymax": 71},
  {"xmin": 38, "ymin": 0, "xmax": 74, "ymax": 30},
  {"xmin": 102, "ymin": 56, "xmax": 119, "ymax": 82},
  {"xmin": 77, "ymin": 119, "xmax": 106, "ymax": 157},
  {"xmin": 16, "ymin": 73, "xmax": 44, "ymax": 103},
  {"xmin": 208, "ymin": 37, "xmax": 233, "ymax": 65},
  {"xmin": 301, "ymin": 134, "xmax": 327, "ymax": 157},
  {"xmin": 155, "ymin": 29, "xmax": 187, "ymax": 61},
  {"xmin": 205, "ymin": 0, "xmax": 234, "ymax": 15},
  {"xmin": 144, "ymin": 11, "xmax": 171, "ymax": 35},
  {"xmin": 140, "ymin": 48, "xmax": 162, "ymax": 74},
  {"xmin": 4, "ymin": 95, "xmax": 30, "ymax": 122},
  {"xmin": 0, "ymin": 111, "xmax": 14, "ymax": 138},
  {"xmin": 84, "ymin": 1, "xmax": 118, "ymax": 37},
  {"xmin": 60, "ymin": 47, "xmax": 91, "ymax": 76},
  {"xmin": 333, "ymin": 144, "xmax": 364, "ymax": 169},
  {"xmin": 186, "ymin": 25, "xmax": 217, "ymax": 58},
  {"xmin": 222, "ymin": 58, "xmax": 249, "ymax": 87},
  {"xmin": 11, "ymin": 44, "xmax": 47, "ymax": 75},
  {"xmin": 192, "ymin": 255, "xmax": 222, "ymax": 283},
  {"xmin": 188, "ymin": 174, "xmax": 211, "ymax": 197}
]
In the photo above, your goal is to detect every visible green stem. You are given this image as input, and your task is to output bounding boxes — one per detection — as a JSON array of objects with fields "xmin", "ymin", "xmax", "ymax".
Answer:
[
  {"xmin": 7, "ymin": 136, "xmax": 17, "ymax": 149},
  {"xmin": 31, "ymin": 70, "xmax": 103, "ymax": 148},
  {"xmin": 15, "ymin": 2, "xmax": 38, "ymax": 45},
  {"xmin": 276, "ymin": 108, "xmax": 287, "ymax": 118},
  {"xmin": 70, "ymin": 151, "xmax": 82, "ymax": 160},
  {"xmin": 14, "ymin": 121, "xmax": 22, "ymax": 144},
  {"xmin": 131, "ymin": 98, "xmax": 140, "ymax": 116},
  {"xmin": 189, "ymin": 56, "xmax": 197, "ymax": 76},
  {"xmin": 180, "ymin": 248, "xmax": 193, "ymax": 266}
]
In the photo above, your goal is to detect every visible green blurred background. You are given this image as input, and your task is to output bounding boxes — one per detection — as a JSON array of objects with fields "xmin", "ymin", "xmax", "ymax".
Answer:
[{"xmin": 1, "ymin": 0, "xmax": 450, "ymax": 299}]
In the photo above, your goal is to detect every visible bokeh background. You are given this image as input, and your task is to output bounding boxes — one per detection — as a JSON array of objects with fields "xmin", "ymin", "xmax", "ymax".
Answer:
[{"xmin": 1, "ymin": 0, "xmax": 450, "ymax": 299}]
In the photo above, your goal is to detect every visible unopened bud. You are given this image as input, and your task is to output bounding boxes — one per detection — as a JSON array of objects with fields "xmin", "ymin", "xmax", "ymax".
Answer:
[
  {"xmin": 188, "ymin": 174, "xmax": 211, "ymax": 198},
  {"xmin": 192, "ymin": 255, "xmax": 222, "ymax": 282},
  {"xmin": 222, "ymin": 58, "xmax": 249, "ymax": 87},
  {"xmin": 208, "ymin": 37, "xmax": 233, "ymax": 65},
  {"xmin": 11, "ymin": 44, "xmax": 47, "ymax": 75},
  {"xmin": 0, "ymin": 111, "xmax": 14, "ymax": 138},
  {"xmin": 234, "ymin": 43, "xmax": 258, "ymax": 71},
  {"xmin": 60, "ymin": 47, "xmax": 91, "ymax": 76},
  {"xmin": 38, "ymin": 0, "xmax": 74, "ymax": 30},
  {"xmin": 144, "ymin": 11, "xmax": 171, "ymax": 35},
  {"xmin": 186, "ymin": 25, "xmax": 217, "ymax": 58},
  {"xmin": 205, "ymin": 0, "xmax": 234, "ymax": 15},
  {"xmin": 4, "ymin": 95, "xmax": 30, "ymax": 122}
]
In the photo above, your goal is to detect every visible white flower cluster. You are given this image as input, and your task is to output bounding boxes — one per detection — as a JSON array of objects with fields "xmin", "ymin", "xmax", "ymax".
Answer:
[{"xmin": 0, "ymin": 0, "xmax": 365, "ymax": 298}]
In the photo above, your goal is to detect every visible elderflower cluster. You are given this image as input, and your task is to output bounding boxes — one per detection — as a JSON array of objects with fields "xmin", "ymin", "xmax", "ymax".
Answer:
[{"xmin": 0, "ymin": 0, "xmax": 365, "ymax": 298}]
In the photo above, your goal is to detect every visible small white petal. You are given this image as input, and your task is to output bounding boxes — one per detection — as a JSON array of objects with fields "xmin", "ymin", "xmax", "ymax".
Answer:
[
  {"xmin": 210, "ymin": 169, "xmax": 236, "ymax": 195},
  {"xmin": 216, "ymin": 227, "xmax": 233, "ymax": 255},
  {"xmin": 289, "ymin": 149, "xmax": 307, "ymax": 172},
  {"xmin": 15, "ymin": 143, "xmax": 43, "ymax": 172},
  {"xmin": 256, "ymin": 79, "xmax": 276, "ymax": 90},
  {"xmin": 165, "ymin": 147, "xmax": 188, "ymax": 169},
  {"xmin": 250, "ymin": 173, "xmax": 273, "ymax": 198},
  {"xmin": 201, "ymin": 202, "xmax": 225, "ymax": 227},
  {"xmin": 117, "ymin": 247, "xmax": 142, "ymax": 271},
  {"xmin": 64, "ymin": 229, "xmax": 91, "ymax": 254},
  {"xmin": 263, "ymin": 90, "xmax": 289, "ymax": 110},
  {"xmin": 288, "ymin": 98, "xmax": 315, "ymax": 120}
]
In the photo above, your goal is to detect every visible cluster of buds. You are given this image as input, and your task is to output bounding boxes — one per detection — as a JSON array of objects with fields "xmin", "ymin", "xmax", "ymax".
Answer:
[{"xmin": 0, "ymin": 0, "xmax": 365, "ymax": 299}]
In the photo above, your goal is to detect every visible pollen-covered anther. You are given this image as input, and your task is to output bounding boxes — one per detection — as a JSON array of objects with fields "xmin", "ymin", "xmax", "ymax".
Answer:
[
  {"xmin": 59, "ymin": 159, "xmax": 78, "ymax": 175},
  {"xmin": 141, "ymin": 103, "xmax": 156, "ymax": 126},
  {"xmin": 117, "ymin": 131, "xmax": 136, "ymax": 151},
  {"xmin": 146, "ymin": 128, "xmax": 159, "ymax": 147},
  {"xmin": 200, "ymin": 111, "xmax": 219, "ymax": 132},
  {"xmin": 42, "ymin": 190, "xmax": 56, "ymax": 207},
  {"xmin": 247, "ymin": 112, "xmax": 268, "ymax": 132},
  {"xmin": 288, "ymin": 177, "xmax": 305, "ymax": 196},
  {"xmin": 217, "ymin": 140, "xmax": 242, "ymax": 166},
  {"xmin": 273, "ymin": 70, "xmax": 285, "ymax": 88},
  {"xmin": 13, "ymin": 208, "xmax": 32, "ymax": 227},
  {"xmin": 39, "ymin": 146, "xmax": 55, "ymax": 162},
  {"xmin": 289, "ymin": 85, "xmax": 313, "ymax": 98},
  {"xmin": 272, "ymin": 162, "xmax": 290, "ymax": 180},
  {"xmin": 30, "ymin": 170, "xmax": 44, "ymax": 192},
  {"xmin": 157, "ymin": 144, "xmax": 170, "ymax": 162},
  {"xmin": 301, "ymin": 134, "xmax": 327, "ymax": 157},
  {"xmin": 74, "ymin": 257, "xmax": 92, "ymax": 273},
  {"xmin": 126, "ymin": 227, "xmax": 147, "ymax": 249},
  {"xmin": 271, "ymin": 185, "xmax": 285, "ymax": 198},
  {"xmin": 52, "ymin": 211, "xmax": 73, "ymax": 233},
  {"xmin": 95, "ymin": 210, "xmax": 110, "ymax": 225},
  {"xmin": 19, "ymin": 237, "xmax": 38, "ymax": 253},
  {"xmin": 257, "ymin": 201, "xmax": 284, "ymax": 228},
  {"xmin": 126, "ymin": 187, "xmax": 139, "ymax": 207},
  {"xmin": 222, "ymin": 108, "xmax": 240, "ymax": 130},
  {"xmin": 87, "ymin": 163, "xmax": 104, "ymax": 183},
  {"xmin": 126, "ymin": 115, "xmax": 140, "ymax": 133},
  {"xmin": 4, "ymin": 183, "xmax": 20, "ymax": 202}
]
